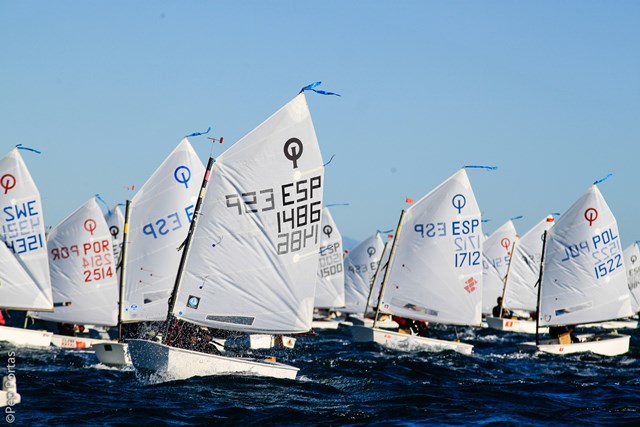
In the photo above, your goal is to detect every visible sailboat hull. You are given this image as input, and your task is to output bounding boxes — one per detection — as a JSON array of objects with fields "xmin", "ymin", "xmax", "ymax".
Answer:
[
  {"xmin": 0, "ymin": 326, "xmax": 52, "ymax": 348},
  {"xmin": 128, "ymin": 339, "xmax": 299, "ymax": 381},
  {"xmin": 311, "ymin": 320, "xmax": 341, "ymax": 330},
  {"xmin": 50, "ymin": 334, "xmax": 110, "ymax": 350},
  {"xmin": 517, "ymin": 333, "xmax": 630, "ymax": 356},
  {"xmin": 577, "ymin": 320, "xmax": 638, "ymax": 330},
  {"xmin": 340, "ymin": 313, "xmax": 399, "ymax": 329},
  {"xmin": 350, "ymin": 325, "xmax": 473, "ymax": 355},
  {"xmin": 93, "ymin": 342, "xmax": 132, "ymax": 367},
  {"xmin": 485, "ymin": 316, "xmax": 548, "ymax": 334}
]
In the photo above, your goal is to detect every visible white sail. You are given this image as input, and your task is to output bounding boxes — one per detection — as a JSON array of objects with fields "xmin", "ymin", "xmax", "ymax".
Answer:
[
  {"xmin": 623, "ymin": 242, "xmax": 640, "ymax": 313},
  {"xmin": 171, "ymin": 93, "xmax": 324, "ymax": 334},
  {"xmin": 539, "ymin": 185, "xmax": 633, "ymax": 327},
  {"xmin": 0, "ymin": 148, "xmax": 52, "ymax": 310},
  {"xmin": 368, "ymin": 237, "xmax": 393, "ymax": 310},
  {"xmin": 314, "ymin": 208, "xmax": 345, "ymax": 309},
  {"xmin": 380, "ymin": 169, "xmax": 483, "ymax": 326},
  {"xmin": 0, "ymin": 240, "xmax": 51, "ymax": 310},
  {"xmin": 33, "ymin": 197, "xmax": 118, "ymax": 326},
  {"xmin": 105, "ymin": 204, "xmax": 125, "ymax": 264},
  {"xmin": 481, "ymin": 220, "xmax": 518, "ymax": 314},
  {"xmin": 503, "ymin": 215, "xmax": 555, "ymax": 312},
  {"xmin": 121, "ymin": 139, "xmax": 205, "ymax": 322},
  {"xmin": 342, "ymin": 233, "xmax": 384, "ymax": 314}
]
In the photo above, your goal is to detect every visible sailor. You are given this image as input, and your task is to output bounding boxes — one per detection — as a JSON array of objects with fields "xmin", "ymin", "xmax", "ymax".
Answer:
[
  {"xmin": 549, "ymin": 325, "xmax": 580, "ymax": 343},
  {"xmin": 492, "ymin": 297, "xmax": 512, "ymax": 318},
  {"xmin": 392, "ymin": 315, "xmax": 429, "ymax": 337}
]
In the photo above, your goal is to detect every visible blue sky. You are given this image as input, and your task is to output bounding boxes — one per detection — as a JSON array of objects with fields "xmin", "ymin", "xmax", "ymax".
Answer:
[{"xmin": 1, "ymin": 1, "xmax": 639, "ymax": 246}]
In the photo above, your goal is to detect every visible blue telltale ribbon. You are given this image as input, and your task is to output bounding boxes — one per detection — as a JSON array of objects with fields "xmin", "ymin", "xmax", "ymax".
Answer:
[
  {"xmin": 300, "ymin": 81, "xmax": 341, "ymax": 96},
  {"xmin": 593, "ymin": 173, "xmax": 612, "ymax": 185},
  {"xmin": 551, "ymin": 212, "xmax": 561, "ymax": 216},
  {"xmin": 378, "ymin": 229, "xmax": 394, "ymax": 234},
  {"xmin": 95, "ymin": 194, "xmax": 112, "ymax": 216},
  {"xmin": 510, "ymin": 215, "xmax": 523, "ymax": 221},
  {"xmin": 326, "ymin": 203, "xmax": 349, "ymax": 207},
  {"xmin": 323, "ymin": 154, "xmax": 336, "ymax": 167},
  {"xmin": 481, "ymin": 219, "xmax": 492, "ymax": 223},
  {"xmin": 15, "ymin": 144, "xmax": 41, "ymax": 154},
  {"xmin": 463, "ymin": 165, "xmax": 497, "ymax": 170},
  {"xmin": 185, "ymin": 127, "xmax": 211, "ymax": 138}
]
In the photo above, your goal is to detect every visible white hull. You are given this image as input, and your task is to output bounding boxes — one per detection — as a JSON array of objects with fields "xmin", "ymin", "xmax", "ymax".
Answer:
[
  {"xmin": 0, "ymin": 326, "xmax": 52, "ymax": 348},
  {"xmin": 50, "ymin": 334, "xmax": 110, "ymax": 349},
  {"xmin": 349, "ymin": 325, "xmax": 473, "ymax": 355},
  {"xmin": 577, "ymin": 320, "xmax": 638, "ymax": 330},
  {"xmin": 128, "ymin": 339, "xmax": 299, "ymax": 381},
  {"xmin": 517, "ymin": 333, "xmax": 630, "ymax": 356},
  {"xmin": 311, "ymin": 319, "xmax": 341, "ymax": 330},
  {"xmin": 485, "ymin": 316, "xmax": 548, "ymax": 334},
  {"xmin": 93, "ymin": 342, "xmax": 132, "ymax": 367},
  {"xmin": 341, "ymin": 314, "xmax": 399, "ymax": 330},
  {"xmin": 248, "ymin": 335, "xmax": 296, "ymax": 349}
]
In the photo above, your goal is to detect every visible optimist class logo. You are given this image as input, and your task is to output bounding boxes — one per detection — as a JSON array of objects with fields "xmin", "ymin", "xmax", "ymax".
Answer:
[
  {"xmin": 84, "ymin": 219, "xmax": 97, "ymax": 236},
  {"xmin": 1, "ymin": 174, "xmax": 16, "ymax": 194},
  {"xmin": 584, "ymin": 208, "xmax": 598, "ymax": 226}
]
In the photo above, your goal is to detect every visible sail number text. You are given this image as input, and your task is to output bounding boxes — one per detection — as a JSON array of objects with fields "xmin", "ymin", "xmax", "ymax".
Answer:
[
  {"xmin": 560, "ymin": 228, "xmax": 623, "ymax": 280},
  {"xmin": 318, "ymin": 242, "xmax": 343, "ymax": 278},
  {"xmin": 225, "ymin": 175, "xmax": 323, "ymax": 255},
  {"xmin": 1, "ymin": 200, "xmax": 46, "ymax": 254},
  {"xmin": 142, "ymin": 205, "xmax": 194, "ymax": 239},
  {"xmin": 50, "ymin": 239, "xmax": 114, "ymax": 283},
  {"xmin": 414, "ymin": 219, "xmax": 481, "ymax": 268}
]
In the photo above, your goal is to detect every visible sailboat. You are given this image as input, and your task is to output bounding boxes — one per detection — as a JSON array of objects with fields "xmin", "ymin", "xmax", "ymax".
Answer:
[
  {"xmin": 350, "ymin": 168, "xmax": 483, "ymax": 355},
  {"xmin": 575, "ymin": 241, "xmax": 640, "ymax": 330},
  {"xmin": 486, "ymin": 215, "xmax": 555, "ymax": 334},
  {"xmin": 341, "ymin": 233, "xmax": 384, "ymax": 314},
  {"xmin": 94, "ymin": 138, "xmax": 206, "ymax": 366},
  {"xmin": 0, "ymin": 147, "xmax": 54, "ymax": 347},
  {"xmin": 128, "ymin": 89, "xmax": 326, "ymax": 381},
  {"xmin": 481, "ymin": 219, "xmax": 518, "ymax": 316},
  {"xmin": 104, "ymin": 203, "xmax": 125, "ymax": 264},
  {"xmin": 31, "ymin": 196, "xmax": 118, "ymax": 349},
  {"xmin": 311, "ymin": 207, "xmax": 345, "ymax": 330},
  {"xmin": 518, "ymin": 181, "xmax": 633, "ymax": 356},
  {"xmin": 339, "ymin": 232, "xmax": 397, "ymax": 328},
  {"xmin": 623, "ymin": 242, "xmax": 640, "ymax": 315}
]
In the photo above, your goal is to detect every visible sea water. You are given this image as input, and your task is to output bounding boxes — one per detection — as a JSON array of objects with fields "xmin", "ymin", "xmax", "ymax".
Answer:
[{"xmin": 2, "ymin": 324, "xmax": 639, "ymax": 426}]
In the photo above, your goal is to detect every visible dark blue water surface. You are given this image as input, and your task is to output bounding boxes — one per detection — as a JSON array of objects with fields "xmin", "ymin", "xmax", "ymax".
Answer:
[{"xmin": 3, "ymin": 324, "xmax": 640, "ymax": 426}]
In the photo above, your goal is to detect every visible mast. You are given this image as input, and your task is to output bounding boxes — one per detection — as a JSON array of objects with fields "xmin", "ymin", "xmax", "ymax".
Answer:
[
  {"xmin": 116, "ymin": 200, "xmax": 131, "ymax": 342},
  {"xmin": 362, "ymin": 237, "xmax": 387, "ymax": 319},
  {"xmin": 534, "ymin": 230, "xmax": 548, "ymax": 346},
  {"xmin": 498, "ymin": 241, "xmax": 517, "ymax": 319},
  {"xmin": 164, "ymin": 156, "xmax": 215, "ymax": 344},
  {"xmin": 372, "ymin": 210, "xmax": 406, "ymax": 329}
]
